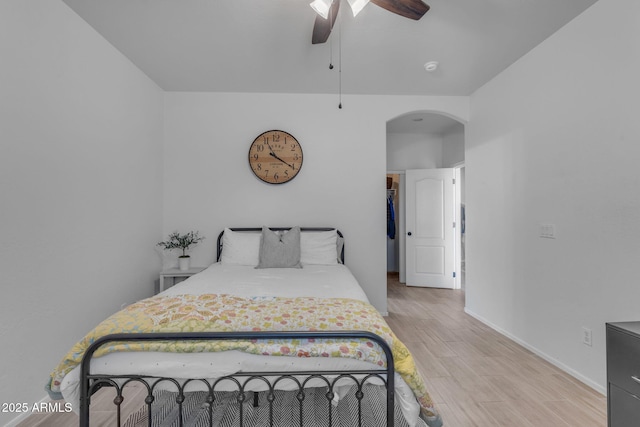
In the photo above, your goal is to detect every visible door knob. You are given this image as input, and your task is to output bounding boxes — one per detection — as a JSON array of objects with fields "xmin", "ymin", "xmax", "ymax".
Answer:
[{"xmin": 407, "ymin": 231, "xmax": 412, "ymax": 236}]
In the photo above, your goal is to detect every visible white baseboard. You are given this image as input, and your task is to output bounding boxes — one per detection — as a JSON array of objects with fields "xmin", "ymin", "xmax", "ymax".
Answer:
[
  {"xmin": 464, "ymin": 307, "xmax": 606, "ymax": 396},
  {"xmin": 3, "ymin": 395, "xmax": 50, "ymax": 427}
]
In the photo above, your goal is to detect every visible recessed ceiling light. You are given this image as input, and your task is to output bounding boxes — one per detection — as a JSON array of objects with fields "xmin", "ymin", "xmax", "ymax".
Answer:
[{"xmin": 424, "ymin": 61, "xmax": 439, "ymax": 72}]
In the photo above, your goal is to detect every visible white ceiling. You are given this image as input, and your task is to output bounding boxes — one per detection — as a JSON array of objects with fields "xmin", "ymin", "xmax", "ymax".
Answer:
[{"xmin": 62, "ymin": 0, "xmax": 599, "ymax": 97}]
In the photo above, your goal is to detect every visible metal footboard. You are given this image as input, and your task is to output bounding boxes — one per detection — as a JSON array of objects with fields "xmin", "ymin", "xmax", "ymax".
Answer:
[{"xmin": 79, "ymin": 331, "xmax": 395, "ymax": 427}]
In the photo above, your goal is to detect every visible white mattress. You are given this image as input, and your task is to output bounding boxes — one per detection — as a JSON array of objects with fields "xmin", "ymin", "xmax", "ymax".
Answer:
[
  {"xmin": 61, "ymin": 263, "xmax": 420, "ymax": 425},
  {"xmin": 161, "ymin": 263, "xmax": 370, "ymax": 301}
]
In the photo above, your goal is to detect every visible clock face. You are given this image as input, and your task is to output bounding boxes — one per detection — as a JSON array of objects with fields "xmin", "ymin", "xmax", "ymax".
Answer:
[{"xmin": 249, "ymin": 130, "xmax": 303, "ymax": 184}]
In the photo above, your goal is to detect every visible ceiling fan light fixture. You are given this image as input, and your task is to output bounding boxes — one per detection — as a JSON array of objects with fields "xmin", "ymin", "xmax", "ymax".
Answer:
[
  {"xmin": 347, "ymin": 0, "xmax": 370, "ymax": 16},
  {"xmin": 310, "ymin": 0, "xmax": 333, "ymax": 19}
]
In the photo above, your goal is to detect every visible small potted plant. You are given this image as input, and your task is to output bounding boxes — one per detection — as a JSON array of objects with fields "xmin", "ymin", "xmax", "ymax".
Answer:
[{"xmin": 157, "ymin": 231, "xmax": 205, "ymax": 271}]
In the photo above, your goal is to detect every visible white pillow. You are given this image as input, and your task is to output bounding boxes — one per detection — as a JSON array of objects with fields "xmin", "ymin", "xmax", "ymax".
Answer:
[
  {"xmin": 300, "ymin": 230, "xmax": 338, "ymax": 265},
  {"xmin": 220, "ymin": 228, "xmax": 261, "ymax": 265}
]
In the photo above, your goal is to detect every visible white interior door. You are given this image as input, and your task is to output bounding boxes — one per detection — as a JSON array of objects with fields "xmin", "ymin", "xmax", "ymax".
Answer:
[{"xmin": 406, "ymin": 168, "xmax": 455, "ymax": 288}]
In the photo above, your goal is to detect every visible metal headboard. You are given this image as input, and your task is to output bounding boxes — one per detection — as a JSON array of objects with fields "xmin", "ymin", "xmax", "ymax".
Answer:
[{"xmin": 217, "ymin": 227, "xmax": 345, "ymax": 263}]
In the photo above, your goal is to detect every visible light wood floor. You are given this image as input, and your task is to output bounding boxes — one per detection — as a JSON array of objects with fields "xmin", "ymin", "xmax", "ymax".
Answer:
[
  {"xmin": 17, "ymin": 274, "xmax": 607, "ymax": 427},
  {"xmin": 385, "ymin": 272, "xmax": 607, "ymax": 426}
]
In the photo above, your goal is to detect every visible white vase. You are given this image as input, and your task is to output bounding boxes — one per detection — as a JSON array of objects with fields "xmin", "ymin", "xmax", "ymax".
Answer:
[{"xmin": 178, "ymin": 256, "xmax": 191, "ymax": 271}]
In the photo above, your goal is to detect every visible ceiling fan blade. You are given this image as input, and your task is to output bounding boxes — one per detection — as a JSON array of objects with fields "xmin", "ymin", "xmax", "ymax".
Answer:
[
  {"xmin": 370, "ymin": 0, "xmax": 430, "ymax": 20},
  {"xmin": 312, "ymin": 0, "xmax": 340, "ymax": 44}
]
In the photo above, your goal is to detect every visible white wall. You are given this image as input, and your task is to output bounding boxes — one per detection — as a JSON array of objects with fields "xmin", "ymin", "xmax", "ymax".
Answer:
[
  {"xmin": 387, "ymin": 133, "xmax": 444, "ymax": 170},
  {"xmin": 163, "ymin": 93, "xmax": 468, "ymax": 313},
  {"xmin": 442, "ymin": 125, "xmax": 465, "ymax": 167},
  {"xmin": 387, "ymin": 123, "xmax": 465, "ymax": 171},
  {"xmin": 465, "ymin": 0, "xmax": 640, "ymax": 393},
  {"xmin": 0, "ymin": 2, "xmax": 164, "ymax": 424}
]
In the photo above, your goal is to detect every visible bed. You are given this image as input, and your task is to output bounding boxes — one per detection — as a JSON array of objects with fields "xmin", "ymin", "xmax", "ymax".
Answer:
[{"xmin": 46, "ymin": 227, "xmax": 442, "ymax": 427}]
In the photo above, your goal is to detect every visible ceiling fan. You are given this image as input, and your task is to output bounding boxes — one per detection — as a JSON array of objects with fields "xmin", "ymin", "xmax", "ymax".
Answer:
[{"xmin": 310, "ymin": 0, "xmax": 430, "ymax": 44}]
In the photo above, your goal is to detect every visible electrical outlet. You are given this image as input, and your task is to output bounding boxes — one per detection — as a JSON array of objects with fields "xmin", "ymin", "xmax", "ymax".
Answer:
[
  {"xmin": 540, "ymin": 223, "xmax": 556, "ymax": 239},
  {"xmin": 582, "ymin": 327, "xmax": 592, "ymax": 346}
]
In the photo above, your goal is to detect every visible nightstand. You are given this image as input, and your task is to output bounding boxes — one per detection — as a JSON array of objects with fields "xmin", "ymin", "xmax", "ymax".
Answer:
[
  {"xmin": 159, "ymin": 266, "xmax": 206, "ymax": 293},
  {"xmin": 606, "ymin": 322, "xmax": 640, "ymax": 427}
]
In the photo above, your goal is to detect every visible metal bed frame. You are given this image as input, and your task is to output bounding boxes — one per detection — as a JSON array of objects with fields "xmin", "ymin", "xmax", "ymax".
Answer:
[
  {"xmin": 79, "ymin": 331, "xmax": 395, "ymax": 427},
  {"xmin": 216, "ymin": 227, "xmax": 345, "ymax": 263},
  {"xmin": 79, "ymin": 228, "xmax": 395, "ymax": 426}
]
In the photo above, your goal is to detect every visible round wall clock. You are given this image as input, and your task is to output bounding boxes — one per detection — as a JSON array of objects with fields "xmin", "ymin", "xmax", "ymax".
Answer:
[{"xmin": 248, "ymin": 130, "xmax": 303, "ymax": 184}]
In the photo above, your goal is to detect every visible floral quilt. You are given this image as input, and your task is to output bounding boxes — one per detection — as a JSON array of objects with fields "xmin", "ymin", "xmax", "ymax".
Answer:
[{"xmin": 47, "ymin": 294, "xmax": 440, "ymax": 423}]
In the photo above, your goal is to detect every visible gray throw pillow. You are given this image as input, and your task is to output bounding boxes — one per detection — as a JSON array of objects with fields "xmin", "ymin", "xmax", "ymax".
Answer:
[{"xmin": 256, "ymin": 226, "xmax": 302, "ymax": 268}]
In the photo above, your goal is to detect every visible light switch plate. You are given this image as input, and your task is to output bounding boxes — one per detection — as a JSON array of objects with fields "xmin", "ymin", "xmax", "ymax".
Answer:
[{"xmin": 540, "ymin": 223, "xmax": 556, "ymax": 239}]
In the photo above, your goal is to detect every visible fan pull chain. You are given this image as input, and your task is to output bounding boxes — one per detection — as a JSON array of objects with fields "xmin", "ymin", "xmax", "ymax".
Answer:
[
  {"xmin": 329, "ymin": 34, "xmax": 334, "ymax": 70},
  {"xmin": 329, "ymin": 25, "xmax": 333, "ymax": 70},
  {"xmin": 325, "ymin": 0, "xmax": 342, "ymax": 109},
  {"xmin": 338, "ymin": 2, "xmax": 342, "ymax": 109}
]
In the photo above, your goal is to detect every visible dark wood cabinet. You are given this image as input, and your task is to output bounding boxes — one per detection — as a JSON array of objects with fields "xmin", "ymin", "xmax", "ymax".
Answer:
[{"xmin": 607, "ymin": 322, "xmax": 640, "ymax": 427}]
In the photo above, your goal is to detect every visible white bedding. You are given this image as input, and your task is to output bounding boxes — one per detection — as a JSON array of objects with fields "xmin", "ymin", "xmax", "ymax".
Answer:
[
  {"xmin": 61, "ymin": 263, "xmax": 421, "ymax": 425},
  {"xmin": 161, "ymin": 263, "xmax": 370, "ymax": 301}
]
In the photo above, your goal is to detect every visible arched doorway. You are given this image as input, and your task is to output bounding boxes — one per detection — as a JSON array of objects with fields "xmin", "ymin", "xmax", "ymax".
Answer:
[{"xmin": 385, "ymin": 111, "xmax": 466, "ymax": 289}]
